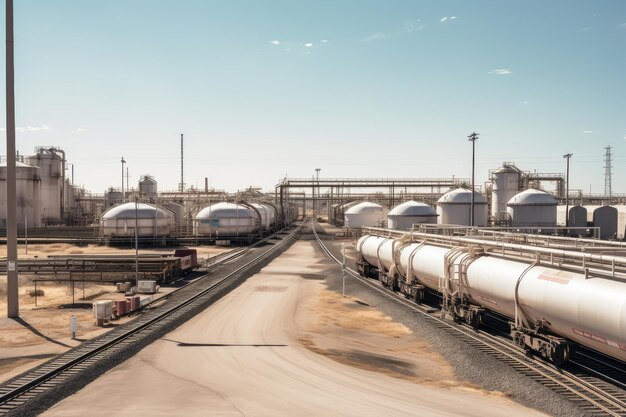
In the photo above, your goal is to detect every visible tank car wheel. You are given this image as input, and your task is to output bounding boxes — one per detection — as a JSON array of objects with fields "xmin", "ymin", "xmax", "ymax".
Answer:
[{"xmin": 551, "ymin": 344, "xmax": 570, "ymax": 368}]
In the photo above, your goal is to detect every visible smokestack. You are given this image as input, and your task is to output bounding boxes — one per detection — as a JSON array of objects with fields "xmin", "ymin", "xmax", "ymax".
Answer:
[
  {"xmin": 180, "ymin": 133, "xmax": 184, "ymax": 192},
  {"xmin": 205, "ymin": 177, "xmax": 208, "ymax": 193}
]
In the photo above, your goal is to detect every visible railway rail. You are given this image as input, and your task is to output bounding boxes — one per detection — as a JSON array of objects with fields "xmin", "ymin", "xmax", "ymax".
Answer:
[
  {"xmin": 312, "ymin": 221, "xmax": 626, "ymax": 417},
  {"xmin": 0, "ymin": 224, "xmax": 301, "ymax": 417}
]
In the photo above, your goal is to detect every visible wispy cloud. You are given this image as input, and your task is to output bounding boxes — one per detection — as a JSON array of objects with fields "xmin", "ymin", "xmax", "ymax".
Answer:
[
  {"xmin": 363, "ymin": 20, "xmax": 424, "ymax": 42},
  {"xmin": 440, "ymin": 17, "xmax": 448, "ymax": 22},
  {"xmin": 304, "ymin": 43, "xmax": 313, "ymax": 48},
  {"xmin": 0, "ymin": 125, "xmax": 51, "ymax": 132},
  {"xmin": 450, "ymin": 16, "xmax": 457, "ymax": 20},
  {"xmin": 577, "ymin": 27, "xmax": 590, "ymax": 32},
  {"xmin": 75, "ymin": 128, "xmax": 86, "ymax": 133},
  {"xmin": 521, "ymin": 100, "xmax": 529, "ymax": 105},
  {"xmin": 489, "ymin": 68, "xmax": 512, "ymax": 75},
  {"xmin": 270, "ymin": 40, "xmax": 280, "ymax": 45},
  {"xmin": 440, "ymin": 16, "xmax": 456, "ymax": 23},
  {"xmin": 321, "ymin": 39, "xmax": 328, "ymax": 43},
  {"xmin": 583, "ymin": 130, "xmax": 594, "ymax": 133}
]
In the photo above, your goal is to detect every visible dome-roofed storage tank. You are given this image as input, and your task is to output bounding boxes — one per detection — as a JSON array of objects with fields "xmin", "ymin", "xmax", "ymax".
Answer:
[
  {"xmin": 585, "ymin": 205, "xmax": 618, "ymax": 239},
  {"xmin": 194, "ymin": 202, "xmax": 259, "ymax": 237},
  {"xmin": 557, "ymin": 205, "xmax": 587, "ymax": 236},
  {"xmin": 490, "ymin": 163, "xmax": 521, "ymax": 223},
  {"xmin": 344, "ymin": 202, "xmax": 388, "ymax": 229},
  {"xmin": 101, "ymin": 202, "xmax": 174, "ymax": 239},
  {"xmin": 387, "ymin": 201, "xmax": 438, "ymax": 230},
  {"xmin": 139, "ymin": 175, "xmax": 157, "ymax": 197},
  {"xmin": 436, "ymin": 189, "xmax": 488, "ymax": 226},
  {"xmin": 507, "ymin": 189, "xmax": 557, "ymax": 228},
  {"xmin": 0, "ymin": 161, "xmax": 42, "ymax": 229}
]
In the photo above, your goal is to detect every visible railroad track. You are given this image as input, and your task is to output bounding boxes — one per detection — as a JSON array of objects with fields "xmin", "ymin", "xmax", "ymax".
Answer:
[
  {"xmin": 312, "ymin": 222, "xmax": 626, "ymax": 417},
  {"xmin": 0, "ymin": 224, "xmax": 301, "ymax": 416}
]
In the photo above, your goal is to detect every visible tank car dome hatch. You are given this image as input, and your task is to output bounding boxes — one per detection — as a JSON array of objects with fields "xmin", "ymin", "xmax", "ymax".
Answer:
[
  {"xmin": 194, "ymin": 202, "xmax": 259, "ymax": 237},
  {"xmin": 507, "ymin": 189, "xmax": 557, "ymax": 206},
  {"xmin": 387, "ymin": 201, "xmax": 438, "ymax": 230},
  {"xmin": 101, "ymin": 202, "xmax": 174, "ymax": 237}
]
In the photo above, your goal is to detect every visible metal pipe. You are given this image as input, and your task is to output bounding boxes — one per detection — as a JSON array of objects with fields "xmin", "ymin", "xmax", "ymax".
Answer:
[
  {"xmin": 563, "ymin": 153, "xmax": 572, "ymax": 229},
  {"xmin": 135, "ymin": 196, "xmax": 139, "ymax": 283},
  {"xmin": 6, "ymin": 0, "xmax": 19, "ymax": 318},
  {"xmin": 468, "ymin": 132, "xmax": 479, "ymax": 226}
]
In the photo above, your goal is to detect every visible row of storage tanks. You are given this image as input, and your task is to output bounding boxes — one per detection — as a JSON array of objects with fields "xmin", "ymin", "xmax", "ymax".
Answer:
[
  {"xmin": 338, "ymin": 188, "xmax": 626, "ymax": 239},
  {"xmin": 101, "ymin": 201, "xmax": 287, "ymax": 238}
]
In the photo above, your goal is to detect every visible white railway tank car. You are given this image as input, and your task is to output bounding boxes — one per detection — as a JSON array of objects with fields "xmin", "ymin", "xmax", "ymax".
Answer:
[{"xmin": 356, "ymin": 233, "xmax": 626, "ymax": 366}]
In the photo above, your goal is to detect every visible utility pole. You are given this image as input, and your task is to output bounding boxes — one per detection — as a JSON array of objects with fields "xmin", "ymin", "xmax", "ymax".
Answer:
[
  {"xmin": 467, "ymin": 132, "xmax": 479, "ymax": 227},
  {"xmin": 121, "ymin": 157, "xmax": 126, "ymax": 198},
  {"xmin": 180, "ymin": 134, "xmax": 184, "ymax": 192},
  {"xmin": 6, "ymin": 0, "xmax": 19, "ymax": 318},
  {"xmin": 126, "ymin": 167, "xmax": 130, "ymax": 194},
  {"xmin": 563, "ymin": 153, "xmax": 572, "ymax": 228},
  {"xmin": 315, "ymin": 168, "xmax": 321, "ymax": 218}
]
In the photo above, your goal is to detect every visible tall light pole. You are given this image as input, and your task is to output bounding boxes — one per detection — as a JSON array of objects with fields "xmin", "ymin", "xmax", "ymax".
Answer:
[
  {"xmin": 121, "ymin": 157, "xmax": 126, "ymax": 198},
  {"xmin": 315, "ymin": 168, "xmax": 321, "ymax": 218},
  {"xmin": 6, "ymin": 0, "xmax": 19, "ymax": 318},
  {"xmin": 563, "ymin": 153, "xmax": 573, "ymax": 229},
  {"xmin": 467, "ymin": 132, "xmax": 479, "ymax": 227}
]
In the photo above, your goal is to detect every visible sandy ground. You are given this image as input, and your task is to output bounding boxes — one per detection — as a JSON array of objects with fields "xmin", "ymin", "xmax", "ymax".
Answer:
[
  {"xmin": 0, "ymin": 242, "xmax": 231, "ymax": 383},
  {"xmin": 42, "ymin": 241, "xmax": 548, "ymax": 417}
]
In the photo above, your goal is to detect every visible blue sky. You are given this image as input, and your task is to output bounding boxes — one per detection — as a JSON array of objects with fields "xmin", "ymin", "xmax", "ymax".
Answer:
[{"xmin": 1, "ymin": 1, "xmax": 625, "ymax": 195}]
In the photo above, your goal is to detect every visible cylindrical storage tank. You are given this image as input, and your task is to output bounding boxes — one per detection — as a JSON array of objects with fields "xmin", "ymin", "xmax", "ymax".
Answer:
[
  {"xmin": 344, "ymin": 202, "xmax": 388, "ymax": 229},
  {"xmin": 557, "ymin": 205, "xmax": 587, "ymax": 236},
  {"xmin": 194, "ymin": 202, "xmax": 258, "ymax": 237},
  {"xmin": 507, "ymin": 189, "xmax": 557, "ymax": 228},
  {"xmin": 27, "ymin": 148, "xmax": 63, "ymax": 221},
  {"xmin": 586, "ymin": 205, "xmax": 618, "ymax": 240},
  {"xmin": 387, "ymin": 201, "xmax": 438, "ymax": 230},
  {"xmin": 614, "ymin": 205, "xmax": 626, "ymax": 240},
  {"xmin": 139, "ymin": 175, "xmax": 158, "ymax": 197},
  {"xmin": 0, "ymin": 162, "xmax": 42, "ymax": 229},
  {"xmin": 436, "ymin": 189, "xmax": 488, "ymax": 226},
  {"xmin": 101, "ymin": 202, "xmax": 174, "ymax": 237},
  {"xmin": 491, "ymin": 164, "xmax": 520, "ymax": 222}
]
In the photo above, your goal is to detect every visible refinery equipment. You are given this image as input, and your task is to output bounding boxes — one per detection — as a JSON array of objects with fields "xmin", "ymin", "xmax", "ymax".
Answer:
[
  {"xmin": 194, "ymin": 202, "xmax": 259, "ymax": 238},
  {"xmin": 344, "ymin": 202, "xmax": 388, "ymax": 229},
  {"xmin": 101, "ymin": 202, "xmax": 175, "ymax": 242},
  {"xmin": 162, "ymin": 201, "xmax": 184, "ymax": 226},
  {"xmin": 586, "ymin": 205, "xmax": 618, "ymax": 239},
  {"xmin": 436, "ymin": 188, "xmax": 488, "ymax": 226},
  {"xmin": 507, "ymin": 189, "xmax": 557, "ymax": 228},
  {"xmin": 356, "ymin": 228, "xmax": 626, "ymax": 366},
  {"xmin": 251, "ymin": 202, "xmax": 277, "ymax": 231},
  {"xmin": 139, "ymin": 175, "xmax": 158, "ymax": 197},
  {"xmin": 557, "ymin": 205, "xmax": 587, "ymax": 235},
  {"xmin": 27, "ymin": 147, "xmax": 65, "ymax": 223},
  {"xmin": 387, "ymin": 200, "xmax": 437, "ymax": 230},
  {"xmin": 490, "ymin": 163, "xmax": 522, "ymax": 223},
  {"xmin": 0, "ymin": 161, "xmax": 42, "ymax": 229}
]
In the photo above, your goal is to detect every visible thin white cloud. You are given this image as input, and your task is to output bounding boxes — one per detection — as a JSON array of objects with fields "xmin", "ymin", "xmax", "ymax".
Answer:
[
  {"xmin": 321, "ymin": 39, "xmax": 328, "ymax": 43},
  {"xmin": 75, "ymin": 128, "xmax": 86, "ymax": 133},
  {"xmin": 577, "ymin": 27, "xmax": 590, "ymax": 32},
  {"xmin": 270, "ymin": 40, "xmax": 280, "ymax": 45},
  {"xmin": 363, "ymin": 32, "xmax": 387, "ymax": 42},
  {"xmin": 450, "ymin": 16, "xmax": 457, "ymax": 20},
  {"xmin": 583, "ymin": 130, "xmax": 594, "ymax": 134},
  {"xmin": 363, "ymin": 20, "xmax": 424, "ymax": 42},
  {"xmin": 304, "ymin": 43, "xmax": 313, "ymax": 47},
  {"xmin": 489, "ymin": 68, "xmax": 512, "ymax": 75},
  {"xmin": 0, "ymin": 125, "xmax": 51, "ymax": 132},
  {"xmin": 522, "ymin": 100, "xmax": 529, "ymax": 105},
  {"xmin": 440, "ymin": 17, "xmax": 448, "ymax": 22}
]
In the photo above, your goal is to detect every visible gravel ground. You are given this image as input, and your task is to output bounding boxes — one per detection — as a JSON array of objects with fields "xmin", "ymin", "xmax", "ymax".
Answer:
[{"xmin": 306, "ymin": 224, "xmax": 588, "ymax": 417}]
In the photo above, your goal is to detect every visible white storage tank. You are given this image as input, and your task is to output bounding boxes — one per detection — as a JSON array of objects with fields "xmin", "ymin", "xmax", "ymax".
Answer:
[
  {"xmin": 387, "ymin": 201, "xmax": 438, "ymax": 230},
  {"xmin": 507, "ymin": 189, "xmax": 557, "ymax": 228},
  {"xmin": 557, "ymin": 205, "xmax": 587, "ymax": 236},
  {"xmin": 436, "ymin": 189, "xmax": 488, "ymax": 226},
  {"xmin": 162, "ymin": 201, "xmax": 184, "ymax": 226},
  {"xmin": 101, "ymin": 202, "xmax": 174, "ymax": 237},
  {"xmin": 490, "ymin": 163, "xmax": 521, "ymax": 222},
  {"xmin": 27, "ymin": 148, "xmax": 64, "ymax": 222},
  {"xmin": 195, "ymin": 202, "xmax": 259, "ymax": 237},
  {"xmin": 139, "ymin": 175, "xmax": 157, "ymax": 197},
  {"xmin": 613, "ymin": 205, "xmax": 626, "ymax": 240},
  {"xmin": 585, "ymin": 205, "xmax": 618, "ymax": 240},
  {"xmin": 344, "ymin": 202, "xmax": 388, "ymax": 229},
  {"xmin": 0, "ymin": 161, "xmax": 42, "ymax": 229}
]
